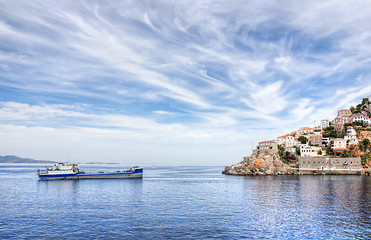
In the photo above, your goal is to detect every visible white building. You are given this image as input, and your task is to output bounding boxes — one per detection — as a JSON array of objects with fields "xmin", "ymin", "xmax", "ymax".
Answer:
[
  {"xmin": 353, "ymin": 115, "xmax": 369, "ymax": 125},
  {"xmin": 276, "ymin": 135, "xmax": 296, "ymax": 147},
  {"xmin": 331, "ymin": 138, "xmax": 347, "ymax": 148},
  {"xmin": 297, "ymin": 127, "xmax": 314, "ymax": 136},
  {"xmin": 300, "ymin": 145, "xmax": 323, "ymax": 157},
  {"xmin": 344, "ymin": 135, "xmax": 358, "ymax": 145},
  {"xmin": 276, "ymin": 135, "xmax": 286, "ymax": 145},
  {"xmin": 284, "ymin": 146, "xmax": 296, "ymax": 154},
  {"xmin": 321, "ymin": 119, "xmax": 329, "ymax": 130},
  {"xmin": 365, "ymin": 116, "xmax": 370, "ymax": 125},
  {"xmin": 330, "ymin": 138, "xmax": 347, "ymax": 154}
]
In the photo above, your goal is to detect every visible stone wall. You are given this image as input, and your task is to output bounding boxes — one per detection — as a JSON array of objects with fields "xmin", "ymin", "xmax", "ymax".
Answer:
[{"xmin": 298, "ymin": 157, "xmax": 362, "ymax": 170}]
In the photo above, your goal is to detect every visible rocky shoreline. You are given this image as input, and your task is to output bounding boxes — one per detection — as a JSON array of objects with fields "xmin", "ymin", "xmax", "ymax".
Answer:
[
  {"xmin": 222, "ymin": 166, "xmax": 363, "ymax": 176},
  {"xmin": 222, "ymin": 150, "xmax": 369, "ymax": 176}
]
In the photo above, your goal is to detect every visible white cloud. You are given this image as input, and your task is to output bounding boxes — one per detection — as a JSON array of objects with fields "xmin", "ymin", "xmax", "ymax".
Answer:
[
  {"xmin": 1, "ymin": 0, "xmax": 371, "ymax": 165},
  {"xmin": 241, "ymin": 81, "xmax": 287, "ymax": 114}
]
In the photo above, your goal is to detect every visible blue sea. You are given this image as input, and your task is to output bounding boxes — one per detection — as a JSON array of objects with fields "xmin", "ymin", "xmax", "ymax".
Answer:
[{"xmin": 0, "ymin": 164, "xmax": 370, "ymax": 239}]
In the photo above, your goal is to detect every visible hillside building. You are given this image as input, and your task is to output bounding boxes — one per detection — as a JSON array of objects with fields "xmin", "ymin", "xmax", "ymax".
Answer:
[
  {"xmin": 321, "ymin": 119, "xmax": 329, "ymax": 130},
  {"xmin": 344, "ymin": 135, "xmax": 358, "ymax": 145},
  {"xmin": 330, "ymin": 138, "xmax": 347, "ymax": 154},
  {"xmin": 310, "ymin": 134, "xmax": 322, "ymax": 146},
  {"xmin": 334, "ymin": 109, "xmax": 352, "ymax": 133},
  {"xmin": 276, "ymin": 135, "xmax": 296, "ymax": 147},
  {"xmin": 255, "ymin": 140, "xmax": 278, "ymax": 154},
  {"xmin": 300, "ymin": 145, "xmax": 323, "ymax": 157},
  {"xmin": 297, "ymin": 127, "xmax": 314, "ymax": 136},
  {"xmin": 284, "ymin": 146, "xmax": 296, "ymax": 154}
]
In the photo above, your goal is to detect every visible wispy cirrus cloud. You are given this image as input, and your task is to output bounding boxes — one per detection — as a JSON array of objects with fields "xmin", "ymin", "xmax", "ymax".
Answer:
[{"xmin": 0, "ymin": 0, "xmax": 371, "ymax": 164}]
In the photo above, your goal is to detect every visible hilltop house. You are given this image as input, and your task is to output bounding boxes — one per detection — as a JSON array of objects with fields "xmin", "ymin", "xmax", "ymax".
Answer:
[
  {"xmin": 353, "ymin": 114, "xmax": 370, "ymax": 126},
  {"xmin": 297, "ymin": 127, "xmax": 314, "ymax": 136},
  {"xmin": 338, "ymin": 109, "xmax": 352, "ymax": 117},
  {"xmin": 255, "ymin": 140, "xmax": 278, "ymax": 154},
  {"xmin": 334, "ymin": 109, "xmax": 352, "ymax": 133}
]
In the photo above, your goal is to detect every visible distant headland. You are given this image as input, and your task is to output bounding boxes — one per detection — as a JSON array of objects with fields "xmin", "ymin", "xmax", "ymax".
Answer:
[
  {"xmin": 0, "ymin": 155, "xmax": 119, "ymax": 165},
  {"xmin": 0, "ymin": 155, "xmax": 57, "ymax": 164},
  {"xmin": 224, "ymin": 95, "xmax": 371, "ymax": 176}
]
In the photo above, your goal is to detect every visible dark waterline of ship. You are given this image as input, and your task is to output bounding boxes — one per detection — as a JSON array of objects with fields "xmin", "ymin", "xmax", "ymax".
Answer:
[{"xmin": 0, "ymin": 164, "xmax": 370, "ymax": 239}]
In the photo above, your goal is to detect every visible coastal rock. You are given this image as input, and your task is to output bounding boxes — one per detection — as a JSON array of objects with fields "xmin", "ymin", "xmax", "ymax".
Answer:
[{"xmin": 224, "ymin": 150, "xmax": 296, "ymax": 176}]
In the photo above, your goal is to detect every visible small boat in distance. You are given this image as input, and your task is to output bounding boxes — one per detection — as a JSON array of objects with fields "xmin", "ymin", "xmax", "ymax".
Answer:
[{"xmin": 37, "ymin": 163, "xmax": 143, "ymax": 180}]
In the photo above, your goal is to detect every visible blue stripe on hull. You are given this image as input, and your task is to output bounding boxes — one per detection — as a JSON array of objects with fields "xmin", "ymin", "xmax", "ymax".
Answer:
[{"xmin": 38, "ymin": 173, "xmax": 76, "ymax": 179}]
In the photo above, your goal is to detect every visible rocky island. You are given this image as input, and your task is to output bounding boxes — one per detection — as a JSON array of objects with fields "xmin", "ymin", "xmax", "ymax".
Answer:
[{"xmin": 224, "ymin": 95, "xmax": 371, "ymax": 176}]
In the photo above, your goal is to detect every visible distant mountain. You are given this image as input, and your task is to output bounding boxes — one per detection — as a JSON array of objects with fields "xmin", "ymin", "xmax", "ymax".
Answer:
[{"xmin": 0, "ymin": 155, "xmax": 57, "ymax": 164}]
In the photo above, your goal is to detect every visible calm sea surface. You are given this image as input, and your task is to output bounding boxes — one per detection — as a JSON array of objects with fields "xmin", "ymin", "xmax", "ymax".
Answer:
[{"xmin": 0, "ymin": 164, "xmax": 370, "ymax": 239}]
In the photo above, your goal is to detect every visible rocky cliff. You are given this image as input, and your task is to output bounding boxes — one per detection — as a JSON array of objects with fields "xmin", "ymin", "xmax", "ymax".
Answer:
[{"xmin": 223, "ymin": 150, "xmax": 298, "ymax": 176}]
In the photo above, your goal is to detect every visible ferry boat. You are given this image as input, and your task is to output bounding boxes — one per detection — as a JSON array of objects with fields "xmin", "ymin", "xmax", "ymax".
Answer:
[{"xmin": 37, "ymin": 163, "xmax": 143, "ymax": 180}]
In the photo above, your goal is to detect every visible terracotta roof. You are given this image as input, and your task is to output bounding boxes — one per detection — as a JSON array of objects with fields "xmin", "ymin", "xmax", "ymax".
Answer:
[
  {"xmin": 333, "ymin": 139, "xmax": 346, "ymax": 141},
  {"xmin": 339, "ymin": 109, "xmax": 349, "ymax": 111},
  {"xmin": 312, "ymin": 134, "xmax": 322, "ymax": 137},
  {"xmin": 284, "ymin": 146, "xmax": 295, "ymax": 149},
  {"xmin": 301, "ymin": 127, "xmax": 313, "ymax": 130},
  {"xmin": 321, "ymin": 119, "xmax": 328, "ymax": 121},
  {"xmin": 333, "ymin": 147, "xmax": 347, "ymax": 150},
  {"xmin": 277, "ymin": 135, "xmax": 288, "ymax": 138},
  {"xmin": 259, "ymin": 140, "xmax": 275, "ymax": 143}
]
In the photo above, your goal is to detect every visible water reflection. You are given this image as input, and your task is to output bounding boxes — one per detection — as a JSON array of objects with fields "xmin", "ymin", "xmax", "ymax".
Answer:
[
  {"xmin": 242, "ymin": 175, "xmax": 371, "ymax": 238},
  {"xmin": 37, "ymin": 179, "xmax": 80, "ymax": 194},
  {"xmin": 1, "ymin": 165, "xmax": 370, "ymax": 239}
]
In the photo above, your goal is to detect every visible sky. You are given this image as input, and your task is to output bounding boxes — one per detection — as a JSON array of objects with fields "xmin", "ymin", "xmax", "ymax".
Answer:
[{"xmin": 1, "ymin": 0, "xmax": 371, "ymax": 166}]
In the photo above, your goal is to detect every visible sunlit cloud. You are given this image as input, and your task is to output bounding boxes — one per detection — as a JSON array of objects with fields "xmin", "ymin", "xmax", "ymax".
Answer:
[{"xmin": 0, "ymin": 0, "xmax": 371, "ymax": 165}]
